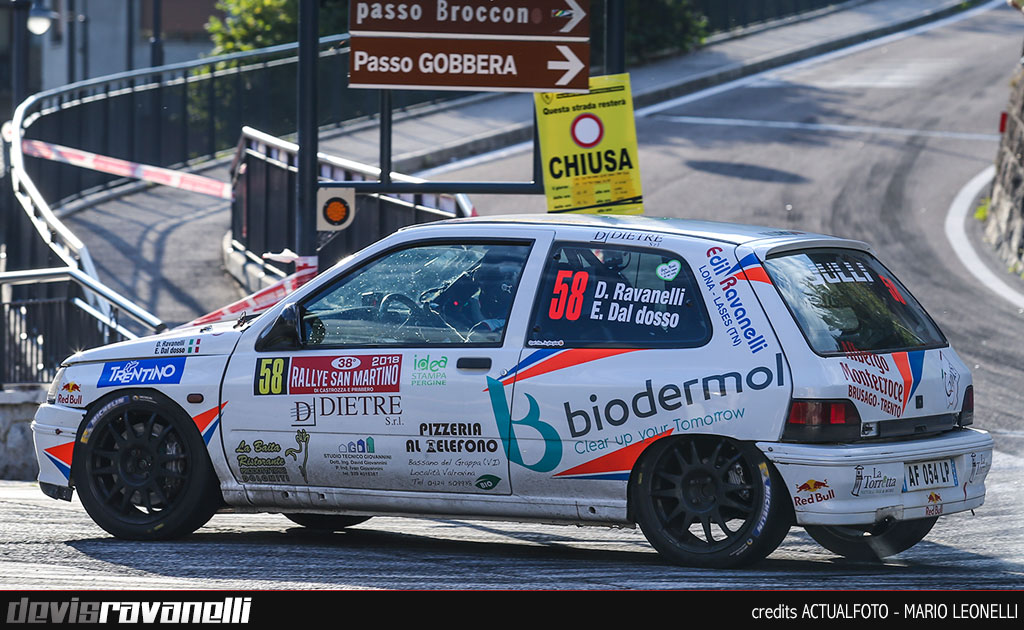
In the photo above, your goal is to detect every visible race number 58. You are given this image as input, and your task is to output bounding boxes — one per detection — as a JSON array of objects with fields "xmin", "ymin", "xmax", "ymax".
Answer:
[
  {"xmin": 549, "ymin": 270, "xmax": 589, "ymax": 321},
  {"xmin": 255, "ymin": 357, "xmax": 288, "ymax": 395}
]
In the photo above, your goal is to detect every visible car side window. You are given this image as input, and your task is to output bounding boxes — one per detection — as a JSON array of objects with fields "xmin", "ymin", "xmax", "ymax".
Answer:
[
  {"xmin": 527, "ymin": 242, "xmax": 711, "ymax": 348},
  {"xmin": 301, "ymin": 241, "xmax": 532, "ymax": 347}
]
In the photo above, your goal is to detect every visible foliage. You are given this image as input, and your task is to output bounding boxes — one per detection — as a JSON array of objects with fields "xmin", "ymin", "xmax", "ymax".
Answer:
[
  {"xmin": 591, "ymin": 0, "xmax": 707, "ymax": 68},
  {"xmin": 974, "ymin": 197, "xmax": 991, "ymax": 222},
  {"xmin": 206, "ymin": 0, "xmax": 349, "ymax": 55}
]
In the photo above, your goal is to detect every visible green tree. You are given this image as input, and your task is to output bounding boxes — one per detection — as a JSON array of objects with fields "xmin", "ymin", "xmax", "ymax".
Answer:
[
  {"xmin": 206, "ymin": 0, "xmax": 349, "ymax": 55},
  {"xmin": 592, "ymin": 0, "xmax": 707, "ymax": 67}
]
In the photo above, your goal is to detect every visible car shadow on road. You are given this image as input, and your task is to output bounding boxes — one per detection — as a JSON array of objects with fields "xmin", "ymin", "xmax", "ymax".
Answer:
[{"xmin": 62, "ymin": 518, "xmax": 1024, "ymax": 589}]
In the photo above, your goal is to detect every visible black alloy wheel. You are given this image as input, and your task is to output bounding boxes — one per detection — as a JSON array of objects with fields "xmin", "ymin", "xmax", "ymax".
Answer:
[
  {"xmin": 74, "ymin": 393, "xmax": 220, "ymax": 540},
  {"xmin": 632, "ymin": 435, "xmax": 791, "ymax": 568}
]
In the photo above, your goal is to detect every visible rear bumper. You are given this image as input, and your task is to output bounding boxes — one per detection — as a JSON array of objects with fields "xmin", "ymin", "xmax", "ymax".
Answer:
[{"xmin": 758, "ymin": 428, "xmax": 993, "ymax": 526}]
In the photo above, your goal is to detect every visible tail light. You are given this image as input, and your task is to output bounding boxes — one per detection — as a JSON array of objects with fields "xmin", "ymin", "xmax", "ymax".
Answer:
[
  {"xmin": 781, "ymin": 399, "xmax": 861, "ymax": 443},
  {"xmin": 959, "ymin": 385, "xmax": 974, "ymax": 427}
]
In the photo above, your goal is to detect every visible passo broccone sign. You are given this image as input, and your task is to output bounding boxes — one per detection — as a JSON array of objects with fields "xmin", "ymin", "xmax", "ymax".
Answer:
[{"xmin": 534, "ymin": 73, "xmax": 643, "ymax": 215}]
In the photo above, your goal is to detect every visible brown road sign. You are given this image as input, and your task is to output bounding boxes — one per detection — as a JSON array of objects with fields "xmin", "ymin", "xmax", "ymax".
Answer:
[
  {"xmin": 350, "ymin": 0, "xmax": 589, "ymax": 40},
  {"xmin": 349, "ymin": 37, "xmax": 589, "ymax": 92}
]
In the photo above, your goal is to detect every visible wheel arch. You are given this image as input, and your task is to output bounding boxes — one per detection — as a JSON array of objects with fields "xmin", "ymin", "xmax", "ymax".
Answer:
[
  {"xmin": 70, "ymin": 388, "xmax": 216, "ymax": 486},
  {"xmin": 625, "ymin": 433, "xmax": 797, "ymax": 526}
]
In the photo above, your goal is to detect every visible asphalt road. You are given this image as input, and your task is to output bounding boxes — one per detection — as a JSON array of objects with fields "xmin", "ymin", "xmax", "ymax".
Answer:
[
  {"xmin": 440, "ymin": 4, "xmax": 1024, "ymax": 455},
  {"xmin": 4, "ymin": 5, "xmax": 1024, "ymax": 592}
]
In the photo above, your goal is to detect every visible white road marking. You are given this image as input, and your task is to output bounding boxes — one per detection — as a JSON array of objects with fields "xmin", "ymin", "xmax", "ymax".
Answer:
[
  {"xmin": 944, "ymin": 165, "xmax": 1024, "ymax": 311},
  {"xmin": 652, "ymin": 114, "xmax": 1000, "ymax": 142}
]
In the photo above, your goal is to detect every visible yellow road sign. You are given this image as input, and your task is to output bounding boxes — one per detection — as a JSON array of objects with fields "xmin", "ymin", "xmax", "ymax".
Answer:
[{"xmin": 534, "ymin": 73, "xmax": 643, "ymax": 215}]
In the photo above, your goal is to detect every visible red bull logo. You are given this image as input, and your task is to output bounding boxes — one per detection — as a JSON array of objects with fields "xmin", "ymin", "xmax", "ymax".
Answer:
[
  {"xmin": 796, "ymin": 479, "xmax": 829, "ymax": 493},
  {"xmin": 926, "ymin": 492, "xmax": 943, "ymax": 516},
  {"xmin": 56, "ymin": 382, "xmax": 83, "ymax": 406},
  {"xmin": 927, "ymin": 492, "xmax": 942, "ymax": 503},
  {"xmin": 793, "ymin": 479, "xmax": 835, "ymax": 507}
]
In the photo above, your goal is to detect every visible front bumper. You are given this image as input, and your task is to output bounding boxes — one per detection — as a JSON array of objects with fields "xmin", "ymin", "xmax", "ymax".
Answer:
[
  {"xmin": 758, "ymin": 428, "xmax": 993, "ymax": 526},
  {"xmin": 31, "ymin": 402, "xmax": 87, "ymax": 491}
]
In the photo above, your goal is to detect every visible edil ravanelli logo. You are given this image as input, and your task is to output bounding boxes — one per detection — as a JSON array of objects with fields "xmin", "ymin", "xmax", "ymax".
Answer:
[
  {"xmin": 486, "ymin": 377, "xmax": 562, "ymax": 473},
  {"xmin": 411, "ymin": 354, "xmax": 448, "ymax": 386}
]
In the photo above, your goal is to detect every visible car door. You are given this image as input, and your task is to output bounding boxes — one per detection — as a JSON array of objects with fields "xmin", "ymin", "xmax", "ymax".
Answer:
[
  {"xmin": 219, "ymin": 229, "xmax": 553, "ymax": 500},
  {"xmin": 490, "ymin": 232, "xmax": 789, "ymax": 521}
]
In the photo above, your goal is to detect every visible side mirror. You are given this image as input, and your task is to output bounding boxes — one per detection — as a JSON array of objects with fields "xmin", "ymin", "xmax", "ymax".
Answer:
[{"xmin": 254, "ymin": 303, "xmax": 303, "ymax": 351}]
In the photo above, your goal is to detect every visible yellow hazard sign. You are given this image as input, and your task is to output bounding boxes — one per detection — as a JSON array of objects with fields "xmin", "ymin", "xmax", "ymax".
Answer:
[{"xmin": 534, "ymin": 73, "xmax": 643, "ymax": 215}]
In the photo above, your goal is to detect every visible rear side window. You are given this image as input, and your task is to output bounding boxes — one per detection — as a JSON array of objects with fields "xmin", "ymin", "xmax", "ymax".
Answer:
[
  {"xmin": 763, "ymin": 248, "xmax": 945, "ymax": 355},
  {"xmin": 527, "ymin": 242, "xmax": 711, "ymax": 348}
]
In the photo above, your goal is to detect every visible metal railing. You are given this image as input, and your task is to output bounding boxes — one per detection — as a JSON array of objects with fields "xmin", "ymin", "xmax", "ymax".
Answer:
[
  {"xmin": 230, "ymin": 127, "xmax": 474, "ymax": 278},
  {"xmin": 11, "ymin": 34, "xmax": 465, "ymax": 217},
  {"xmin": 0, "ymin": 267, "xmax": 166, "ymax": 384}
]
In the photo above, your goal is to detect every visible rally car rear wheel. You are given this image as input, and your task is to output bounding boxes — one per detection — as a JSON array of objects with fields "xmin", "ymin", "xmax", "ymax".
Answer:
[
  {"xmin": 73, "ymin": 393, "xmax": 221, "ymax": 540},
  {"xmin": 284, "ymin": 513, "xmax": 372, "ymax": 530},
  {"xmin": 631, "ymin": 435, "xmax": 791, "ymax": 568},
  {"xmin": 804, "ymin": 517, "xmax": 938, "ymax": 561}
]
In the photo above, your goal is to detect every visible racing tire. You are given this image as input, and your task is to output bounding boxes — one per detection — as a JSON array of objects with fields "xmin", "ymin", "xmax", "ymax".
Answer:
[
  {"xmin": 631, "ymin": 435, "xmax": 791, "ymax": 568},
  {"xmin": 804, "ymin": 517, "xmax": 938, "ymax": 561},
  {"xmin": 73, "ymin": 392, "xmax": 221, "ymax": 540},
  {"xmin": 284, "ymin": 513, "xmax": 371, "ymax": 530}
]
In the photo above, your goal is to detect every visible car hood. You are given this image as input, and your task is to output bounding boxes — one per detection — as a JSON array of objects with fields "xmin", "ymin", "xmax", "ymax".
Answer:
[{"xmin": 63, "ymin": 321, "xmax": 244, "ymax": 365}]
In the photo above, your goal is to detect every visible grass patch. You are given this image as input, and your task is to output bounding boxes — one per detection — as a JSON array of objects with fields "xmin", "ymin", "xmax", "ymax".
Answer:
[{"xmin": 974, "ymin": 197, "xmax": 991, "ymax": 222}]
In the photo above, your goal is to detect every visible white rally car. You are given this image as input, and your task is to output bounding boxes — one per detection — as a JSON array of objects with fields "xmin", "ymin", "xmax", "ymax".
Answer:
[{"xmin": 32, "ymin": 215, "xmax": 992, "ymax": 567}]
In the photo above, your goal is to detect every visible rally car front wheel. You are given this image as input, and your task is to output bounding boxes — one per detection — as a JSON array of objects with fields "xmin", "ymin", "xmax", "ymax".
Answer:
[
  {"xmin": 73, "ymin": 392, "xmax": 221, "ymax": 540},
  {"xmin": 804, "ymin": 517, "xmax": 938, "ymax": 561},
  {"xmin": 631, "ymin": 435, "xmax": 792, "ymax": 568}
]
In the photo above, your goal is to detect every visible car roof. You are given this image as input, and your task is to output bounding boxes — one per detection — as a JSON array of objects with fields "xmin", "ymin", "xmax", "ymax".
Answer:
[{"xmin": 431, "ymin": 213, "xmax": 870, "ymax": 252}]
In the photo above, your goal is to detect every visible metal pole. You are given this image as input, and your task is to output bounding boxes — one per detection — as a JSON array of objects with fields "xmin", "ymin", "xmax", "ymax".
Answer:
[
  {"xmin": 80, "ymin": 0, "xmax": 89, "ymax": 80},
  {"xmin": 295, "ymin": 0, "xmax": 318, "ymax": 257},
  {"xmin": 11, "ymin": 0, "xmax": 30, "ymax": 109},
  {"xmin": 149, "ymin": 0, "xmax": 163, "ymax": 68},
  {"xmin": 126, "ymin": 0, "xmax": 134, "ymax": 70},
  {"xmin": 67, "ymin": 0, "xmax": 76, "ymax": 83},
  {"xmin": 605, "ymin": 0, "xmax": 625, "ymax": 74},
  {"xmin": 380, "ymin": 91, "xmax": 391, "ymax": 186}
]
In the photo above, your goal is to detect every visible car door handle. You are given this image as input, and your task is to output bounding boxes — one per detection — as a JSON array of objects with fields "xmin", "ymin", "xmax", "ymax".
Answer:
[{"xmin": 457, "ymin": 357, "xmax": 491, "ymax": 370}]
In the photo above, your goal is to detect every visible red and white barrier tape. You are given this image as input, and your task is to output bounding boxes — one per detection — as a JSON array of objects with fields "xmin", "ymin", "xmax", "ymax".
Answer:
[
  {"xmin": 21, "ymin": 139, "xmax": 233, "ymax": 201},
  {"xmin": 186, "ymin": 256, "xmax": 318, "ymax": 327}
]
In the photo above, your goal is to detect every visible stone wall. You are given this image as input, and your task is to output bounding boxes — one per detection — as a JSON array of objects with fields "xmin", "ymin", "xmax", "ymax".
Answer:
[
  {"xmin": 985, "ymin": 61, "xmax": 1024, "ymax": 273},
  {"xmin": 0, "ymin": 388, "xmax": 46, "ymax": 480}
]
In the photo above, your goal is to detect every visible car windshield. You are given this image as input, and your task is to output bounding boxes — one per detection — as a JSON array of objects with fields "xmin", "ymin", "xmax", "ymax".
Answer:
[{"xmin": 763, "ymin": 248, "xmax": 945, "ymax": 354}]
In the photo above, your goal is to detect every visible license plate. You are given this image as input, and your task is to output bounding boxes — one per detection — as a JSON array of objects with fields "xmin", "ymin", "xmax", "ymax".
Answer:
[{"xmin": 903, "ymin": 458, "xmax": 958, "ymax": 492}]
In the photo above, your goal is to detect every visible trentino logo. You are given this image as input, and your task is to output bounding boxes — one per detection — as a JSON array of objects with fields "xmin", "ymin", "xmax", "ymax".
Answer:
[{"xmin": 97, "ymin": 357, "xmax": 186, "ymax": 388}]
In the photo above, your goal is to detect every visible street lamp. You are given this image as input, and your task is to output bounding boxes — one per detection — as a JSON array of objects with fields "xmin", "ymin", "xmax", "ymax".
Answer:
[{"xmin": 26, "ymin": 2, "xmax": 57, "ymax": 35}]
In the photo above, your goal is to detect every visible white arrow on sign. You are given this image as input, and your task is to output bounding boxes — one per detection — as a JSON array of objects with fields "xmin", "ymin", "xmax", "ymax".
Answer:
[
  {"xmin": 559, "ymin": 0, "xmax": 586, "ymax": 33},
  {"xmin": 548, "ymin": 45, "xmax": 585, "ymax": 86}
]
